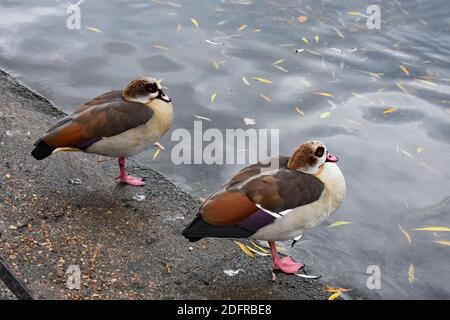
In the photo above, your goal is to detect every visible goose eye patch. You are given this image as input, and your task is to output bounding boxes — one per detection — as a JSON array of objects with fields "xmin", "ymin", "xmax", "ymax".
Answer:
[{"xmin": 314, "ymin": 146, "xmax": 324, "ymax": 157}]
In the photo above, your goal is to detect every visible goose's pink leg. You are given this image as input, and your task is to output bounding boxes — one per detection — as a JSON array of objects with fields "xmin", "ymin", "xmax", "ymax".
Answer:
[
  {"xmin": 117, "ymin": 157, "xmax": 145, "ymax": 186},
  {"xmin": 269, "ymin": 240, "xmax": 304, "ymax": 274}
]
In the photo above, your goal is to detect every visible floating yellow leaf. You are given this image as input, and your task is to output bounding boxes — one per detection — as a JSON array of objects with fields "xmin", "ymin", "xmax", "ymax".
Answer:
[
  {"xmin": 383, "ymin": 107, "xmax": 397, "ymax": 114},
  {"xmin": 315, "ymin": 35, "xmax": 320, "ymax": 43},
  {"xmin": 413, "ymin": 226, "xmax": 450, "ymax": 232},
  {"xmin": 260, "ymin": 94, "xmax": 272, "ymax": 102},
  {"xmin": 400, "ymin": 65, "xmax": 410, "ymax": 76},
  {"xmin": 295, "ymin": 106, "xmax": 305, "ymax": 116},
  {"xmin": 408, "ymin": 263, "xmax": 415, "ymax": 287},
  {"xmin": 320, "ymin": 111, "xmax": 331, "ymax": 119},
  {"xmin": 272, "ymin": 65, "xmax": 288, "ymax": 73},
  {"xmin": 431, "ymin": 240, "xmax": 450, "ymax": 246},
  {"xmin": 85, "ymin": 26, "xmax": 102, "ymax": 33},
  {"xmin": 213, "ymin": 61, "xmax": 220, "ymax": 70},
  {"xmin": 152, "ymin": 148, "xmax": 160, "ymax": 160},
  {"xmin": 272, "ymin": 59, "xmax": 284, "ymax": 65},
  {"xmin": 234, "ymin": 241, "xmax": 255, "ymax": 257},
  {"xmin": 153, "ymin": 44, "xmax": 169, "ymax": 50},
  {"xmin": 190, "ymin": 18, "xmax": 199, "ymax": 28},
  {"xmin": 399, "ymin": 224, "xmax": 412, "ymax": 244},
  {"xmin": 302, "ymin": 37, "xmax": 309, "ymax": 44},
  {"xmin": 416, "ymin": 147, "xmax": 424, "ymax": 154},
  {"xmin": 314, "ymin": 92, "xmax": 334, "ymax": 98},
  {"xmin": 327, "ymin": 221, "xmax": 352, "ymax": 228},
  {"xmin": 194, "ymin": 115, "xmax": 212, "ymax": 122},
  {"xmin": 238, "ymin": 24, "xmax": 247, "ymax": 31},
  {"xmin": 210, "ymin": 93, "xmax": 217, "ymax": 103},
  {"xmin": 348, "ymin": 11, "xmax": 362, "ymax": 16},
  {"xmin": 297, "ymin": 15, "xmax": 308, "ymax": 23},
  {"xmin": 242, "ymin": 76, "xmax": 250, "ymax": 86},
  {"xmin": 252, "ymin": 77, "xmax": 273, "ymax": 84}
]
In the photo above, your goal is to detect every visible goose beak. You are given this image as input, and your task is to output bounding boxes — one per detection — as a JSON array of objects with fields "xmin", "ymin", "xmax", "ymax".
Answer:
[
  {"xmin": 159, "ymin": 91, "xmax": 172, "ymax": 102},
  {"xmin": 326, "ymin": 151, "xmax": 338, "ymax": 162}
]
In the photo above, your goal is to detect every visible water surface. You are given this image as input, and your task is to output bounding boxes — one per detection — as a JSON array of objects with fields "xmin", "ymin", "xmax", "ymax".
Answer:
[{"xmin": 1, "ymin": 0, "xmax": 449, "ymax": 299}]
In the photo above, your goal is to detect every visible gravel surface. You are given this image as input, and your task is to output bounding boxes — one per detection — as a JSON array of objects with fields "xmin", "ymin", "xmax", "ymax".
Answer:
[{"xmin": 0, "ymin": 70, "xmax": 329, "ymax": 300}]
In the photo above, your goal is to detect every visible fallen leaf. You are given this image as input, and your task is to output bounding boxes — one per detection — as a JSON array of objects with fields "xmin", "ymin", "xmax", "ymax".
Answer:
[
  {"xmin": 400, "ymin": 65, "xmax": 410, "ymax": 76},
  {"xmin": 243, "ymin": 117, "xmax": 256, "ymax": 125},
  {"xmin": 324, "ymin": 286, "xmax": 351, "ymax": 300},
  {"xmin": 431, "ymin": 240, "xmax": 450, "ymax": 246},
  {"xmin": 238, "ymin": 24, "xmax": 247, "ymax": 31},
  {"xmin": 302, "ymin": 37, "xmax": 309, "ymax": 44},
  {"xmin": 212, "ymin": 61, "xmax": 220, "ymax": 70},
  {"xmin": 348, "ymin": 11, "xmax": 362, "ymax": 16},
  {"xmin": 297, "ymin": 15, "xmax": 308, "ymax": 23},
  {"xmin": 320, "ymin": 111, "xmax": 331, "ymax": 119},
  {"xmin": 210, "ymin": 93, "xmax": 217, "ymax": 103},
  {"xmin": 252, "ymin": 77, "xmax": 273, "ymax": 84},
  {"xmin": 152, "ymin": 149, "xmax": 160, "ymax": 160},
  {"xmin": 260, "ymin": 94, "xmax": 272, "ymax": 102},
  {"xmin": 153, "ymin": 44, "xmax": 169, "ymax": 50},
  {"xmin": 314, "ymin": 92, "xmax": 335, "ymax": 98},
  {"xmin": 245, "ymin": 245, "xmax": 270, "ymax": 256},
  {"xmin": 315, "ymin": 35, "xmax": 320, "ymax": 43},
  {"xmin": 383, "ymin": 107, "xmax": 397, "ymax": 114},
  {"xmin": 295, "ymin": 106, "xmax": 305, "ymax": 116},
  {"xmin": 413, "ymin": 226, "xmax": 450, "ymax": 232},
  {"xmin": 217, "ymin": 19, "xmax": 228, "ymax": 26},
  {"xmin": 399, "ymin": 224, "xmax": 412, "ymax": 244},
  {"xmin": 249, "ymin": 240, "xmax": 270, "ymax": 253},
  {"xmin": 416, "ymin": 147, "xmax": 424, "ymax": 154},
  {"xmin": 271, "ymin": 65, "xmax": 288, "ymax": 72},
  {"xmin": 272, "ymin": 59, "xmax": 284, "ymax": 65},
  {"xmin": 242, "ymin": 76, "xmax": 250, "ymax": 86},
  {"xmin": 85, "ymin": 26, "xmax": 102, "ymax": 33},
  {"xmin": 234, "ymin": 241, "xmax": 255, "ymax": 257},
  {"xmin": 408, "ymin": 263, "xmax": 415, "ymax": 287},
  {"xmin": 327, "ymin": 221, "xmax": 352, "ymax": 228},
  {"xmin": 194, "ymin": 115, "xmax": 212, "ymax": 122},
  {"xmin": 190, "ymin": 18, "xmax": 199, "ymax": 28},
  {"xmin": 328, "ymin": 292, "xmax": 342, "ymax": 300}
]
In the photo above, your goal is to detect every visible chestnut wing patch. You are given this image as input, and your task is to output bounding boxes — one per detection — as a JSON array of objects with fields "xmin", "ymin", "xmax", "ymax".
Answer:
[
  {"xmin": 241, "ymin": 169, "xmax": 324, "ymax": 213},
  {"xmin": 182, "ymin": 166, "xmax": 324, "ymax": 242},
  {"xmin": 42, "ymin": 91, "xmax": 154, "ymax": 149}
]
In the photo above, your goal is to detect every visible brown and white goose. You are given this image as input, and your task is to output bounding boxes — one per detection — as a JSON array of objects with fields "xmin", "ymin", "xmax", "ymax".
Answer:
[
  {"xmin": 182, "ymin": 141, "xmax": 346, "ymax": 274},
  {"xmin": 31, "ymin": 76, "xmax": 173, "ymax": 186}
]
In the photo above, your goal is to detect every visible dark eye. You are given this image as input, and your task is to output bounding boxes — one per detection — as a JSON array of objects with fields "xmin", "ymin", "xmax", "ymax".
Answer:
[
  {"xmin": 314, "ymin": 146, "xmax": 324, "ymax": 157},
  {"xmin": 147, "ymin": 83, "xmax": 158, "ymax": 92}
]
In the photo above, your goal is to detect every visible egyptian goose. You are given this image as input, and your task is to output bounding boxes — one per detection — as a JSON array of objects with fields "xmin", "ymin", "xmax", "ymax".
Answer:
[
  {"xmin": 182, "ymin": 141, "xmax": 346, "ymax": 275},
  {"xmin": 31, "ymin": 76, "xmax": 173, "ymax": 186}
]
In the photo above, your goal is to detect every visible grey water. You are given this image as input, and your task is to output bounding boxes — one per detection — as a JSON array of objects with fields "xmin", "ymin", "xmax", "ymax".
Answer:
[{"xmin": 0, "ymin": 0, "xmax": 449, "ymax": 299}]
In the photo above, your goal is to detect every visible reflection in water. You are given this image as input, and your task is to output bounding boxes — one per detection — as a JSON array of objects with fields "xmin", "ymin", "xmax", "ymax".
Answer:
[{"xmin": 0, "ymin": 0, "xmax": 449, "ymax": 299}]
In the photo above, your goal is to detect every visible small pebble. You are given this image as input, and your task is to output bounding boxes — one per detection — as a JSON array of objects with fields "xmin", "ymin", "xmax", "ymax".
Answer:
[
  {"xmin": 188, "ymin": 246, "xmax": 193, "ymax": 251},
  {"xmin": 132, "ymin": 194, "xmax": 146, "ymax": 202},
  {"xmin": 69, "ymin": 178, "xmax": 82, "ymax": 185}
]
